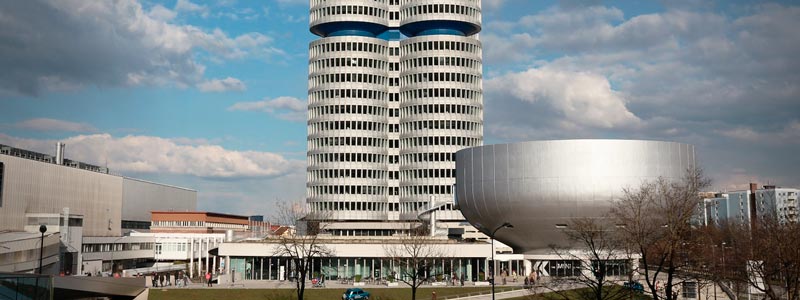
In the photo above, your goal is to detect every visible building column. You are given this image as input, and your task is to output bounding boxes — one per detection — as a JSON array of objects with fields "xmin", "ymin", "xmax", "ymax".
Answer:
[
  {"xmin": 523, "ymin": 260, "xmax": 532, "ymax": 278},
  {"xmin": 466, "ymin": 260, "xmax": 472, "ymax": 281},
  {"xmin": 197, "ymin": 239, "xmax": 203, "ymax": 276},
  {"xmin": 189, "ymin": 238, "xmax": 194, "ymax": 278},
  {"xmin": 225, "ymin": 256, "xmax": 231, "ymax": 275},
  {"xmin": 205, "ymin": 239, "xmax": 210, "ymax": 276}
]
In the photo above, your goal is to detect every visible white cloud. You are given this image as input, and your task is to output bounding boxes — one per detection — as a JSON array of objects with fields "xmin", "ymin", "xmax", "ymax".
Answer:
[
  {"xmin": 0, "ymin": 0, "xmax": 283, "ymax": 95},
  {"xmin": 483, "ymin": 0, "xmax": 506, "ymax": 10},
  {"xmin": 228, "ymin": 96, "xmax": 306, "ymax": 121},
  {"xmin": 718, "ymin": 121, "xmax": 800, "ymax": 144},
  {"xmin": 197, "ymin": 77, "xmax": 246, "ymax": 92},
  {"xmin": 15, "ymin": 118, "xmax": 97, "ymax": 133},
  {"xmin": 275, "ymin": 0, "xmax": 306, "ymax": 5},
  {"xmin": 148, "ymin": 4, "xmax": 176, "ymax": 21},
  {"xmin": 175, "ymin": 0, "xmax": 209, "ymax": 17},
  {"xmin": 0, "ymin": 133, "xmax": 303, "ymax": 179},
  {"xmin": 486, "ymin": 67, "xmax": 640, "ymax": 129}
]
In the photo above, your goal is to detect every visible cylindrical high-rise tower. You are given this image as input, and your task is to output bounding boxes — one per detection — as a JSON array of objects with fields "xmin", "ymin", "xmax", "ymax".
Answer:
[{"xmin": 307, "ymin": 0, "xmax": 482, "ymax": 237}]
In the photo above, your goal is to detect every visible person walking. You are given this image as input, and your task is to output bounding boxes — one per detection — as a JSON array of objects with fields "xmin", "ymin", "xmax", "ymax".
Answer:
[
  {"xmin": 151, "ymin": 272, "xmax": 158, "ymax": 287},
  {"xmin": 159, "ymin": 273, "xmax": 164, "ymax": 287},
  {"xmin": 205, "ymin": 271, "xmax": 212, "ymax": 287}
]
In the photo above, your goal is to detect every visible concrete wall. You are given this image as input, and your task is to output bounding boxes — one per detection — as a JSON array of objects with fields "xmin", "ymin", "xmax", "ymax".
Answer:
[
  {"xmin": 0, "ymin": 155, "xmax": 123, "ymax": 237},
  {"xmin": 0, "ymin": 154, "xmax": 197, "ymax": 237},
  {"xmin": 122, "ymin": 178, "xmax": 196, "ymax": 222}
]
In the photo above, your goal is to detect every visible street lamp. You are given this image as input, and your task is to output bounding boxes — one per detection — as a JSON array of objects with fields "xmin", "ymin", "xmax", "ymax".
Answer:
[
  {"xmin": 490, "ymin": 222, "xmax": 513, "ymax": 300},
  {"xmin": 721, "ymin": 242, "xmax": 726, "ymax": 274},
  {"xmin": 110, "ymin": 236, "xmax": 128, "ymax": 276},
  {"xmin": 38, "ymin": 225, "xmax": 47, "ymax": 274}
]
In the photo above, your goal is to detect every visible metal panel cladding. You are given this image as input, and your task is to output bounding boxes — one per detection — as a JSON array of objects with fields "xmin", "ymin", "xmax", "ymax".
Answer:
[{"xmin": 455, "ymin": 139, "xmax": 695, "ymax": 254}]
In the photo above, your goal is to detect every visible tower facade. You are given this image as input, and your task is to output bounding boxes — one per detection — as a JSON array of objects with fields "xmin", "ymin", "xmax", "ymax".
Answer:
[{"xmin": 307, "ymin": 0, "xmax": 482, "ymax": 237}]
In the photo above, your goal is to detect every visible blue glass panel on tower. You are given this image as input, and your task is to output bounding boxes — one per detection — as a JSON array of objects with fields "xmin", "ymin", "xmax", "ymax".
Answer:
[
  {"xmin": 399, "ymin": 0, "xmax": 482, "ymax": 37},
  {"xmin": 309, "ymin": 0, "xmax": 390, "ymax": 38}
]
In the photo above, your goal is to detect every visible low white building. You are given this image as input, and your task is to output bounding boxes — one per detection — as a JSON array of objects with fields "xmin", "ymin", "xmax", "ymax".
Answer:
[
  {"xmin": 130, "ymin": 232, "xmax": 224, "ymax": 278},
  {"xmin": 217, "ymin": 236, "xmax": 492, "ymax": 282}
]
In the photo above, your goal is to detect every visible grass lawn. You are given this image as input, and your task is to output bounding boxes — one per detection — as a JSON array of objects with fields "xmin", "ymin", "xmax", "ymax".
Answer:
[
  {"xmin": 149, "ymin": 286, "xmax": 520, "ymax": 300},
  {"xmin": 503, "ymin": 287, "xmax": 651, "ymax": 300}
]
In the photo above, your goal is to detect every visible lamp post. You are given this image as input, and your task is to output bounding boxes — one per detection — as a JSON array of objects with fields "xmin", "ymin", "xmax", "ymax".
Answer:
[
  {"xmin": 490, "ymin": 222, "xmax": 513, "ymax": 300},
  {"xmin": 110, "ymin": 236, "xmax": 128, "ymax": 276},
  {"xmin": 38, "ymin": 225, "xmax": 47, "ymax": 274},
  {"xmin": 721, "ymin": 242, "xmax": 726, "ymax": 275}
]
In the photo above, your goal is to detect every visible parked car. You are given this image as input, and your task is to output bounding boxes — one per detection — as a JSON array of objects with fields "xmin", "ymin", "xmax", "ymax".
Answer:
[
  {"xmin": 342, "ymin": 288, "xmax": 370, "ymax": 300},
  {"xmin": 623, "ymin": 281, "xmax": 644, "ymax": 293}
]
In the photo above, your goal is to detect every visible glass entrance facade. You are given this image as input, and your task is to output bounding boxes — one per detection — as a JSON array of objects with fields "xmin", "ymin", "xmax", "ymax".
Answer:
[{"xmin": 229, "ymin": 256, "xmax": 486, "ymax": 283}]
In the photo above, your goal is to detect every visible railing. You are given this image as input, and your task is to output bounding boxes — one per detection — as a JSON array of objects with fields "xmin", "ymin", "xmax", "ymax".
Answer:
[{"xmin": 0, "ymin": 273, "xmax": 53, "ymax": 300}]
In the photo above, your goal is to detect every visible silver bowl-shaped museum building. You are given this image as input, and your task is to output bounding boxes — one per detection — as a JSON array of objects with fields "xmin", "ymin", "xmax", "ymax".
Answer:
[{"xmin": 455, "ymin": 139, "xmax": 696, "ymax": 254}]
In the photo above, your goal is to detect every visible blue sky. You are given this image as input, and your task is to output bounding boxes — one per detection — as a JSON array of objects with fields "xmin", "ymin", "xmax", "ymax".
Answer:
[{"xmin": 1, "ymin": 0, "xmax": 799, "ymax": 217}]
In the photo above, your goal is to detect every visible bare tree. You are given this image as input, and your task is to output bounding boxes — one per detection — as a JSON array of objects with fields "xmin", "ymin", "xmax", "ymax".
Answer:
[
  {"xmin": 272, "ymin": 201, "xmax": 334, "ymax": 300},
  {"xmin": 547, "ymin": 217, "xmax": 634, "ymax": 300},
  {"xmin": 711, "ymin": 216, "xmax": 800, "ymax": 300},
  {"xmin": 691, "ymin": 220, "xmax": 742, "ymax": 300},
  {"xmin": 610, "ymin": 168, "xmax": 711, "ymax": 300},
  {"xmin": 383, "ymin": 226, "xmax": 447, "ymax": 300}
]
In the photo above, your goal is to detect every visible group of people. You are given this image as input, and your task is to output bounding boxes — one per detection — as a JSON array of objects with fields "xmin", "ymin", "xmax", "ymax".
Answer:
[
  {"xmin": 150, "ymin": 271, "xmax": 190, "ymax": 287},
  {"xmin": 523, "ymin": 271, "xmax": 539, "ymax": 288}
]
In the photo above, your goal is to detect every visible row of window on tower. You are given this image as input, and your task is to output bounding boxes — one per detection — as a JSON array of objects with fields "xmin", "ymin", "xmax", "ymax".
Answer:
[
  {"xmin": 308, "ymin": 104, "xmax": 387, "ymax": 119},
  {"xmin": 309, "ymin": 152, "xmax": 387, "ymax": 164},
  {"xmin": 402, "ymin": 56, "xmax": 480, "ymax": 69},
  {"xmin": 311, "ymin": 136, "xmax": 387, "ymax": 149},
  {"xmin": 402, "ymin": 152, "xmax": 455, "ymax": 164},
  {"xmin": 402, "ymin": 168, "xmax": 457, "ymax": 180},
  {"xmin": 403, "ymin": 39, "xmax": 480, "ymax": 55},
  {"xmin": 310, "ymin": 40, "xmax": 388, "ymax": 57},
  {"xmin": 310, "ymin": 57, "xmax": 387, "ymax": 73},
  {"xmin": 309, "ymin": 168, "xmax": 454, "ymax": 182},
  {"xmin": 308, "ymin": 201, "xmax": 457, "ymax": 215},
  {"xmin": 310, "ymin": 168, "xmax": 387, "ymax": 181},
  {"xmin": 310, "ymin": 72, "xmax": 387, "ymax": 88},
  {"xmin": 309, "ymin": 185, "xmax": 387, "ymax": 196},
  {"xmin": 309, "ymin": 201, "xmax": 399, "ymax": 214},
  {"xmin": 309, "ymin": 120, "xmax": 387, "ymax": 134},
  {"xmin": 310, "ymin": 55, "xmax": 477, "ymax": 74},
  {"xmin": 311, "ymin": 0, "xmax": 390, "ymax": 6},
  {"xmin": 402, "ymin": 184, "xmax": 455, "ymax": 196},
  {"xmin": 402, "ymin": 88, "xmax": 482, "ymax": 101},
  {"xmin": 402, "ymin": 72, "xmax": 481, "ymax": 85},
  {"xmin": 311, "ymin": 5, "xmax": 388, "ymax": 22},
  {"xmin": 310, "ymin": 39, "xmax": 478, "ymax": 59},
  {"xmin": 401, "ymin": 136, "xmax": 481, "ymax": 148},
  {"xmin": 402, "ymin": 103, "xmax": 480, "ymax": 116},
  {"xmin": 402, "ymin": 3, "xmax": 481, "ymax": 20},
  {"xmin": 403, "ymin": 120, "xmax": 480, "ymax": 132},
  {"xmin": 309, "ymin": 89, "xmax": 387, "ymax": 103}
]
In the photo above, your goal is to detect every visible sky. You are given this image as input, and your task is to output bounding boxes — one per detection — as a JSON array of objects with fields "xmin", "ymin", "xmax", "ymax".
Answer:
[{"xmin": 1, "ymin": 0, "xmax": 798, "ymax": 217}]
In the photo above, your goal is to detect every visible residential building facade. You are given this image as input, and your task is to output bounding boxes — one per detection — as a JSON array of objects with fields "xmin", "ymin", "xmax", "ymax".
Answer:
[{"xmin": 704, "ymin": 184, "xmax": 799, "ymax": 225}]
